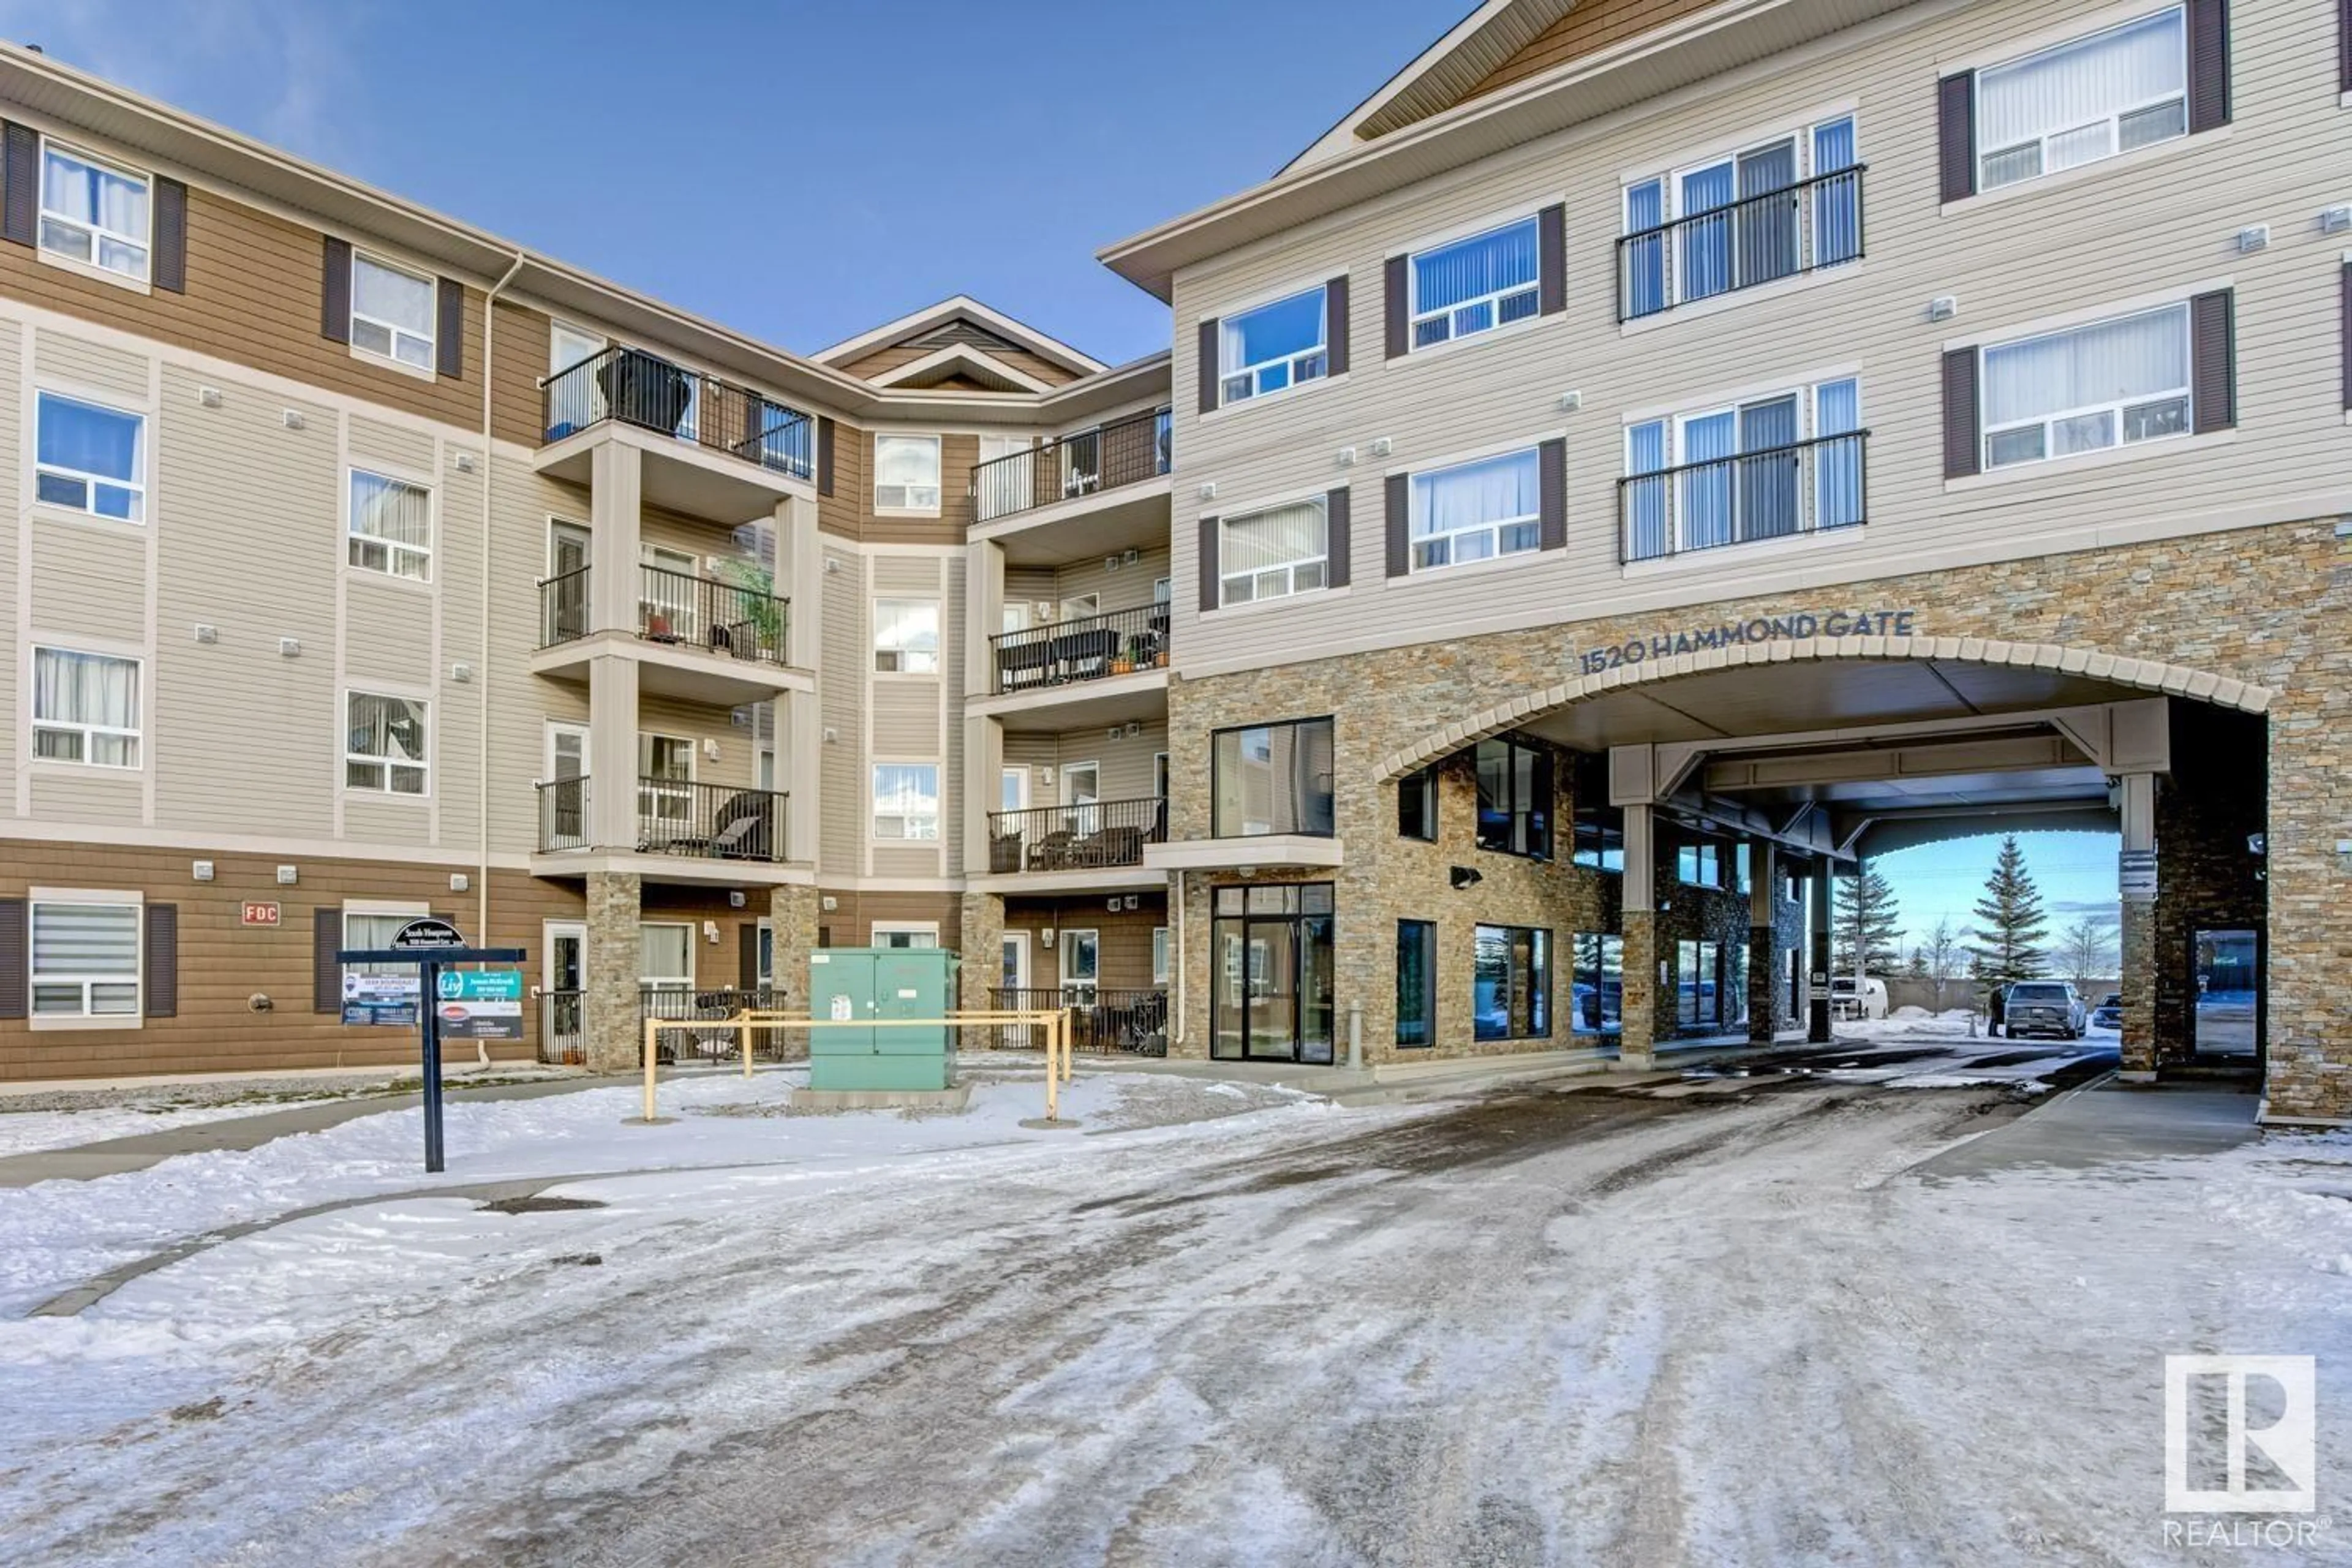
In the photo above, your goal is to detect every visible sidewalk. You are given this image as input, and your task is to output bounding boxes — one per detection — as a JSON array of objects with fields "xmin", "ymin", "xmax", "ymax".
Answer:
[{"xmin": 1914, "ymin": 1076, "xmax": 2261, "ymax": 1179}]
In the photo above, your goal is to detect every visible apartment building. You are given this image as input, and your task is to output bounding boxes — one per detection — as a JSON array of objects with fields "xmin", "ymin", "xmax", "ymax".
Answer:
[{"xmin": 2, "ymin": 0, "xmax": 2346, "ymax": 1124}]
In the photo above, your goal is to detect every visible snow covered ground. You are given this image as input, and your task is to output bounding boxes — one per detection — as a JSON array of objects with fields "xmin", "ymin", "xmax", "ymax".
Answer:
[{"xmin": 0, "ymin": 1060, "xmax": 2345, "ymax": 1566}]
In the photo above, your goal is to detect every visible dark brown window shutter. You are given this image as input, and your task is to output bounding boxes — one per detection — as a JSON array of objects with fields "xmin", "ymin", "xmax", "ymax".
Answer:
[
  {"xmin": 2342, "ymin": 0, "xmax": 2352, "ymax": 93},
  {"xmin": 1325, "ymin": 276, "xmax": 1349, "ymax": 376},
  {"xmin": 435, "ymin": 279, "xmax": 464, "ymax": 378},
  {"xmin": 320, "ymin": 236, "xmax": 352, "ymax": 344},
  {"xmin": 1941, "ymin": 347, "xmax": 1981, "ymax": 479},
  {"xmin": 816, "ymin": 417, "xmax": 836, "ymax": 496},
  {"xmin": 314, "ymin": 907, "xmax": 342, "ymax": 1012},
  {"xmin": 1384, "ymin": 255, "xmax": 1409, "ymax": 360},
  {"xmin": 145, "ymin": 904, "xmax": 178, "ymax": 1018},
  {"xmin": 1538, "ymin": 203, "xmax": 1567, "ymax": 316},
  {"xmin": 1937, "ymin": 73, "xmax": 1975, "ymax": 204},
  {"xmin": 2188, "ymin": 0, "xmax": 2230, "ymax": 133},
  {"xmin": 1538, "ymin": 437, "xmax": 1567, "ymax": 551},
  {"xmin": 2341, "ymin": 264, "xmax": 2351, "ymax": 410},
  {"xmin": 1385, "ymin": 472, "xmax": 1411, "ymax": 578},
  {"xmin": 1197, "ymin": 514, "xmax": 1220, "ymax": 610},
  {"xmin": 739, "ymin": 925, "xmax": 760, "ymax": 990},
  {"xmin": 1325, "ymin": 486, "xmax": 1351, "ymax": 589},
  {"xmin": 0, "ymin": 899, "xmax": 23, "ymax": 1020},
  {"xmin": 0, "ymin": 123, "xmax": 34, "ymax": 247},
  {"xmin": 2190, "ymin": 288, "xmax": 2236, "ymax": 433},
  {"xmin": 1197, "ymin": 318, "xmax": 1219, "ymax": 413},
  {"xmin": 152, "ymin": 177, "xmax": 188, "ymax": 293}
]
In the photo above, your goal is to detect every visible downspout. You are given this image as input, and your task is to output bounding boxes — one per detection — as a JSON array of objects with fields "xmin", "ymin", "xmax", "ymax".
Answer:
[{"xmin": 477, "ymin": 250, "xmax": 527, "ymax": 1004}]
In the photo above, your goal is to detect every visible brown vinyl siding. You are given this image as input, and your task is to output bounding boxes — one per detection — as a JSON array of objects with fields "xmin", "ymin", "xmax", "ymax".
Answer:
[
  {"xmin": 488, "ymin": 300, "xmax": 552, "ymax": 448},
  {"xmin": 815, "ymin": 889, "xmax": 962, "ymax": 949},
  {"xmin": 1003, "ymin": 896, "xmax": 1167, "ymax": 992}
]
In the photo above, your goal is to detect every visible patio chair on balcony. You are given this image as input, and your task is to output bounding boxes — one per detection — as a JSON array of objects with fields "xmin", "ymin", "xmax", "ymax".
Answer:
[
  {"xmin": 1027, "ymin": 829, "xmax": 1076, "ymax": 872},
  {"xmin": 597, "ymin": 349, "xmax": 695, "ymax": 437},
  {"xmin": 1055, "ymin": 625, "xmax": 1119, "ymax": 681},
  {"xmin": 710, "ymin": 791, "xmax": 776, "ymax": 861},
  {"xmin": 997, "ymin": 637, "xmax": 1055, "ymax": 692}
]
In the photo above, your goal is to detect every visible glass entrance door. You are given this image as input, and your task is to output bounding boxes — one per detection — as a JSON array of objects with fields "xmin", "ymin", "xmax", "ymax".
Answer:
[
  {"xmin": 2191, "ymin": 928, "xmax": 2260, "ymax": 1060},
  {"xmin": 1210, "ymin": 883, "xmax": 1335, "ymax": 1064},
  {"xmin": 543, "ymin": 920, "xmax": 586, "ymax": 1065}
]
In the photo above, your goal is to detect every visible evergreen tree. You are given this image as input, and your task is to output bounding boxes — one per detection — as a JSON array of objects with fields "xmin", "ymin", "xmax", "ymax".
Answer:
[
  {"xmin": 1969, "ymin": 835, "xmax": 2050, "ymax": 985},
  {"xmin": 1833, "ymin": 867, "xmax": 1904, "ymax": 974},
  {"xmin": 1903, "ymin": 946, "xmax": 1929, "ymax": 980}
]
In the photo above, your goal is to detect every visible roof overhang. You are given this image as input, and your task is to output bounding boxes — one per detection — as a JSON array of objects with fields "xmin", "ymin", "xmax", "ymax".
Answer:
[
  {"xmin": 810, "ymin": 294, "xmax": 1107, "ymax": 376},
  {"xmin": 1101, "ymin": 0, "xmax": 1926, "ymax": 301},
  {"xmin": 869, "ymin": 343, "xmax": 1057, "ymax": 394}
]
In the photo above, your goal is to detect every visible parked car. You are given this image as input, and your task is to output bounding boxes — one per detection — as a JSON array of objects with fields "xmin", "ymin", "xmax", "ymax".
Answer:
[
  {"xmin": 1829, "ymin": 976, "xmax": 1889, "ymax": 1020},
  {"xmin": 2003, "ymin": 981, "xmax": 2087, "ymax": 1040},
  {"xmin": 2090, "ymin": 992, "xmax": 2123, "ymax": 1031}
]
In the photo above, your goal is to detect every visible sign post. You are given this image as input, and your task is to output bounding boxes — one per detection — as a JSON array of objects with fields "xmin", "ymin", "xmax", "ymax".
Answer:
[{"xmin": 335, "ymin": 918, "xmax": 524, "ymax": 1174}]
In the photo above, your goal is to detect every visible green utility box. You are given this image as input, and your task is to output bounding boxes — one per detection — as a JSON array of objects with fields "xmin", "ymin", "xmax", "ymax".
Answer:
[{"xmin": 805, "ymin": 947, "xmax": 960, "ymax": 1092}]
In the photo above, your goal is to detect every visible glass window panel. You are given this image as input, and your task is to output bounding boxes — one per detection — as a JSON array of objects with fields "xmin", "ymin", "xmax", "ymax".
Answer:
[
  {"xmin": 871, "ymin": 763, "xmax": 941, "ymax": 839},
  {"xmin": 353, "ymin": 255, "xmax": 435, "ymax": 334},
  {"xmin": 873, "ymin": 598, "xmax": 941, "ymax": 672},
  {"xmin": 1414, "ymin": 219, "xmax": 1538, "ymax": 316},
  {"xmin": 1986, "ymin": 426, "xmax": 2047, "ymax": 467},
  {"xmin": 346, "ymin": 692, "xmax": 428, "ymax": 794},
  {"xmin": 349, "ymin": 470, "xmax": 432, "ymax": 579},
  {"xmin": 1977, "ymin": 9, "xmax": 2185, "ymax": 186},
  {"xmin": 1982, "ymin": 307, "xmax": 2188, "ymax": 427},
  {"xmin": 1222, "ymin": 289, "xmax": 1326, "ymax": 377}
]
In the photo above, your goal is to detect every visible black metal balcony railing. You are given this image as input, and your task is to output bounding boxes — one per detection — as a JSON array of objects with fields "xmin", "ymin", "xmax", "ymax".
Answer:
[
  {"xmin": 1617, "ymin": 430, "xmax": 1869, "ymax": 564},
  {"xmin": 988, "ymin": 795, "xmax": 1167, "ymax": 874},
  {"xmin": 971, "ymin": 405, "xmax": 1172, "ymax": 524},
  {"xmin": 990, "ymin": 603, "xmax": 1169, "ymax": 695},
  {"xmin": 539, "ymin": 990, "xmax": 586, "ymax": 1066},
  {"xmin": 535, "ymin": 565, "xmax": 791, "ymax": 663},
  {"xmin": 1617, "ymin": 165, "xmax": 1865, "ymax": 322},
  {"xmin": 987, "ymin": 988, "xmax": 1169, "ymax": 1055},
  {"xmin": 535, "ymin": 776, "xmax": 790, "ymax": 862},
  {"xmin": 542, "ymin": 345, "xmax": 815, "ymax": 481},
  {"xmin": 643, "ymin": 985, "xmax": 797, "ymax": 1065}
]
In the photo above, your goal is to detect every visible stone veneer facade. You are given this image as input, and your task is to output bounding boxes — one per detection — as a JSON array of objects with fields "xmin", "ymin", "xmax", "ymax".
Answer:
[{"xmin": 1162, "ymin": 522, "xmax": 2345, "ymax": 1121}]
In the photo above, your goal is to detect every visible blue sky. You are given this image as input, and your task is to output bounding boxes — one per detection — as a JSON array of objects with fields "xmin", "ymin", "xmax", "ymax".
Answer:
[
  {"xmin": 1873, "ymin": 831, "xmax": 2121, "ymax": 959},
  {"xmin": 4, "ymin": 0, "xmax": 1452, "ymax": 362}
]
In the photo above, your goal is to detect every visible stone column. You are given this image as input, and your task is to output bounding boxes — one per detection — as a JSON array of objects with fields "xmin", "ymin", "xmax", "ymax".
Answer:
[
  {"xmin": 1619, "ymin": 803, "xmax": 1658, "ymax": 1069},
  {"xmin": 1749, "ymin": 841, "xmax": 1777, "ymax": 1046},
  {"xmin": 1808, "ymin": 859, "xmax": 1833, "ymax": 1043},
  {"xmin": 2117, "ymin": 771, "xmax": 2159, "ymax": 1080},
  {"xmin": 585, "ymin": 869, "xmax": 643, "ymax": 1072},
  {"xmin": 957, "ymin": 892, "xmax": 1005, "ymax": 1012},
  {"xmin": 768, "ymin": 884, "xmax": 818, "ymax": 1011}
]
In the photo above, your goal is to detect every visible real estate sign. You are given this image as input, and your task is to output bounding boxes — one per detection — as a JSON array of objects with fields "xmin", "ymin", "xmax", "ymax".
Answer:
[
  {"xmin": 433, "ymin": 968, "xmax": 525, "ymax": 1041},
  {"xmin": 342, "ymin": 971, "xmax": 420, "ymax": 1027}
]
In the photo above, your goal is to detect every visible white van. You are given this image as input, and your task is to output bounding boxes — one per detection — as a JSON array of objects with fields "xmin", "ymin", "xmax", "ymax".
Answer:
[{"xmin": 1829, "ymin": 976, "xmax": 1889, "ymax": 1020}]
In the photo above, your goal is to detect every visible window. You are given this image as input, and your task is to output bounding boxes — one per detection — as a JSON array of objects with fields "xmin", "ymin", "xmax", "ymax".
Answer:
[
  {"xmin": 350, "ymin": 253, "xmax": 437, "ymax": 371},
  {"xmin": 1676, "ymin": 940, "xmax": 1725, "ymax": 1028},
  {"xmin": 637, "ymin": 733, "xmax": 693, "ymax": 826},
  {"xmin": 1219, "ymin": 287, "xmax": 1327, "ymax": 405},
  {"xmin": 1397, "ymin": 919, "xmax": 1436, "ymax": 1047},
  {"xmin": 1978, "ymin": 9, "xmax": 2185, "ymax": 192},
  {"xmin": 32, "ymin": 647, "xmax": 140, "ymax": 767},
  {"xmin": 1624, "ymin": 379, "xmax": 1863, "ymax": 560},
  {"xmin": 29, "ymin": 898, "xmax": 140, "ymax": 1017},
  {"xmin": 875, "ymin": 922, "xmax": 941, "ymax": 950},
  {"xmin": 1474, "ymin": 925, "xmax": 1550, "ymax": 1041},
  {"xmin": 874, "ymin": 435, "xmax": 941, "ymax": 511},
  {"xmin": 1981, "ymin": 304, "xmax": 2189, "ymax": 469},
  {"xmin": 640, "ymin": 923, "xmax": 695, "ymax": 990},
  {"xmin": 39, "ymin": 143, "xmax": 149, "ymax": 282},
  {"xmin": 1398, "ymin": 766, "xmax": 1437, "ymax": 841},
  {"xmin": 1621, "ymin": 117, "xmax": 1858, "ymax": 318},
  {"xmin": 1210, "ymin": 883, "xmax": 1335, "ymax": 1064},
  {"xmin": 872, "ymin": 763, "xmax": 940, "ymax": 840},
  {"xmin": 1411, "ymin": 447, "xmax": 1542, "ymax": 571},
  {"xmin": 349, "ymin": 469, "xmax": 432, "ymax": 581},
  {"xmin": 1152, "ymin": 926, "xmax": 1170, "ymax": 986},
  {"xmin": 1678, "ymin": 842, "xmax": 1723, "ymax": 888},
  {"xmin": 1219, "ymin": 499, "xmax": 1327, "ymax": 605},
  {"xmin": 34, "ymin": 393, "xmax": 144, "ymax": 521},
  {"xmin": 549, "ymin": 322, "xmax": 605, "ymax": 377},
  {"xmin": 342, "ymin": 903, "xmax": 428, "ymax": 981},
  {"xmin": 1212, "ymin": 717, "xmax": 1334, "ymax": 837},
  {"xmin": 1475, "ymin": 737, "xmax": 1551, "ymax": 859},
  {"xmin": 1060, "ymin": 929, "xmax": 1099, "ymax": 997},
  {"xmin": 345, "ymin": 692, "xmax": 428, "ymax": 795},
  {"xmin": 1572, "ymin": 933, "xmax": 1623, "ymax": 1036},
  {"xmin": 1001, "ymin": 767, "xmax": 1030, "ymax": 813},
  {"xmin": 873, "ymin": 599, "xmax": 940, "ymax": 673},
  {"xmin": 1409, "ymin": 218, "xmax": 1539, "ymax": 349}
]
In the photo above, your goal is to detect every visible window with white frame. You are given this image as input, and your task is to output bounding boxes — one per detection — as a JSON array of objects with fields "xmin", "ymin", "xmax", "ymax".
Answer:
[
  {"xmin": 350, "ymin": 252, "xmax": 437, "ymax": 371},
  {"xmin": 1218, "ymin": 498, "xmax": 1327, "ymax": 606},
  {"xmin": 873, "ymin": 922, "xmax": 940, "ymax": 949},
  {"xmin": 34, "ymin": 392, "xmax": 144, "ymax": 521},
  {"xmin": 1623, "ymin": 379, "xmax": 1863, "ymax": 560},
  {"xmin": 1410, "ymin": 218, "xmax": 1539, "ymax": 350},
  {"xmin": 32, "ymin": 647, "xmax": 140, "ymax": 767},
  {"xmin": 1219, "ymin": 287, "xmax": 1328, "ymax": 405},
  {"xmin": 349, "ymin": 469, "xmax": 432, "ymax": 581},
  {"xmin": 874, "ymin": 435, "xmax": 941, "ymax": 511},
  {"xmin": 342, "ymin": 903, "xmax": 428, "ymax": 980},
  {"xmin": 1410, "ymin": 447, "xmax": 1542, "ymax": 571},
  {"xmin": 1977, "ymin": 8, "xmax": 2185, "ymax": 192},
  {"xmin": 39, "ymin": 143, "xmax": 150, "ymax": 282},
  {"xmin": 637, "ymin": 733, "xmax": 694, "ymax": 825},
  {"xmin": 1981, "ymin": 304, "xmax": 2188, "ymax": 469},
  {"xmin": 345, "ymin": 692, "xmax": 428, "ymax": 795},
  {"xmin": 639, "ymin": 923, "xmax": 695, "ymax": 990},
  {"xmin": 1152, "ymin": 926, "xmax": 1170, "ymax": 986},
  {"xmin": 549, "ymin": 322, "xmax": 605, "ymax": 377},
  {"xmin": 873, "ymin": 598, "xmax": 940, "ymax": 673},
  {"xmin": 1060, "ymin": 928, "xmax": 1100, "ymax": 997},
  {"xmin": 872, "ymin": 763, "xmax": 940, "ymax": 840},
  {"xmin": 29, "ymin": 896, "xmax": 141, "ymax": 1017},
  {"xmin": 1622, "ymin": 116, "xmax": 1858, "ymax": 318}
]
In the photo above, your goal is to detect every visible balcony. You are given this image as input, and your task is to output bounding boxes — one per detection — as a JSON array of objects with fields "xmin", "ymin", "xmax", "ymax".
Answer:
[
  {"xmin": 533, "ymin": 564, "xmax": 804, "ymax": 704},
  {"xmin": 1618, "ymin": 431, "xmax": 1868, "ymax": 564},
  {"xmin": 538, "ymin": 346, "xmax": 814, "ymax": 518},
  {"xmin": 974, "ymin": 406, "xmax": 1171, "ymax": 526},
  {"xmin": 986, "ymin": 988, "xmax": 1169, "ymax": 1056},
  {"xmin": 989, "ymin": 796, "xmax": 1167, "ymax": 876},
  {"xmin": 536, "ymin": 776, "xmax": 788, "ymax": 862},
  {"xmin": 1617, "ymin": 165, "xmax": 1864, "ymax": 322}
]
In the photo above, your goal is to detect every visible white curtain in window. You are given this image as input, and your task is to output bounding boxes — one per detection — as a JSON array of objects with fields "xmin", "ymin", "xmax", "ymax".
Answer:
[
  {"xmin": 31, "ymin": 903, "xmax": 137, "ymax": 975},
  {"xmin": 353, "ymin": 257, "xmax": 434, "ymax": 334},
  {"xmin": 874, "ymin": 598, "xmax": 939, "ymax": 655},
  {"xmin": 639, "ymin": 924, "xmax": 693, "ymax": 984},
  {"xmin": 1223, "ymin": 501, "xmax": 1325, "ymax": 573},
  {"xmin": 353, "ymin": 472, "xmax": 431, "ymax": 550},
  {"xmin": 1984, "ymin": 307, "xmax": 2186, "ymax": 424},
  {"xmin": 43, "ymin": 150, "xmax": 148, "ymax": 235},
  {"xmin": 1978, "ymin": 9, "xmax": 2184, "ymax": 154},
  {"xmin": 1413, "ymin": 449, "xmax": 1539, "ymax": 537},
  {"xmin": 349, "ymin": 693, "xmax": 427, "ymax": 763},
  {"xmin": 875, "ymin": 437, "xmax": 939, "ymax": 488},
  {"xmin": 34, "ymin": 648, "xmax": 137, "ymax": 729},
  {"xmin": 873, "ymin": 764, "xmax": 938, "ymax": 816},
  {"xmin": 1414, "ymin": 221, "xmax": 1539, "ymax": 313}
]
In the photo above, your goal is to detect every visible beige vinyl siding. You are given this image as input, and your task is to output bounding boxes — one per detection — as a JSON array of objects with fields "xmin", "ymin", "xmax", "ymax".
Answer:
[
  {"xmin": 486, "ymin": 467, "xmax": 589, "ymax": 852},
  {"xmin": 347, "ymin": 414, "xmax": 434, "ymax": 478},
  {"xmin": 870, "ymin": 685, "xmax": 938, "ymax": 753},
  {"xmin": 818, "ymin": 546, "xmax": 863, "ymax": 873},
  {"xmin": 344, "ymin": 577, "xmax": 437, "ymax": 688},
  {"xmin": 31, "ymin": 770, "xmax": 139, "ymax": 824},
  {"xmin": 0, "ymin": 325, "xmax": 18, "ymax": 777},
  {"xmin": 637, "ymin": 695, "xmax": 756, "ymax": 791},
  {"xmin": 28, "ymin": 519, "xmax": 143, "ymax": 643},
  {"xmin": 33, "ymin": 326, "xmax": 148, "ymax": 402},
  {"xmin": 872, "ymin": 846, "xmax": 940, "ymax": 878},
  {"xmin": 942, "ymin": 554, "xmax": 967, "ymax": 867},
  {"xmin": 1170, "ymin": 0, "xmax": 2352, "ymax": 677},
  {"xmin": 1052, "ymin": 546, "xmax": 1172, "ymax": 615}
]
